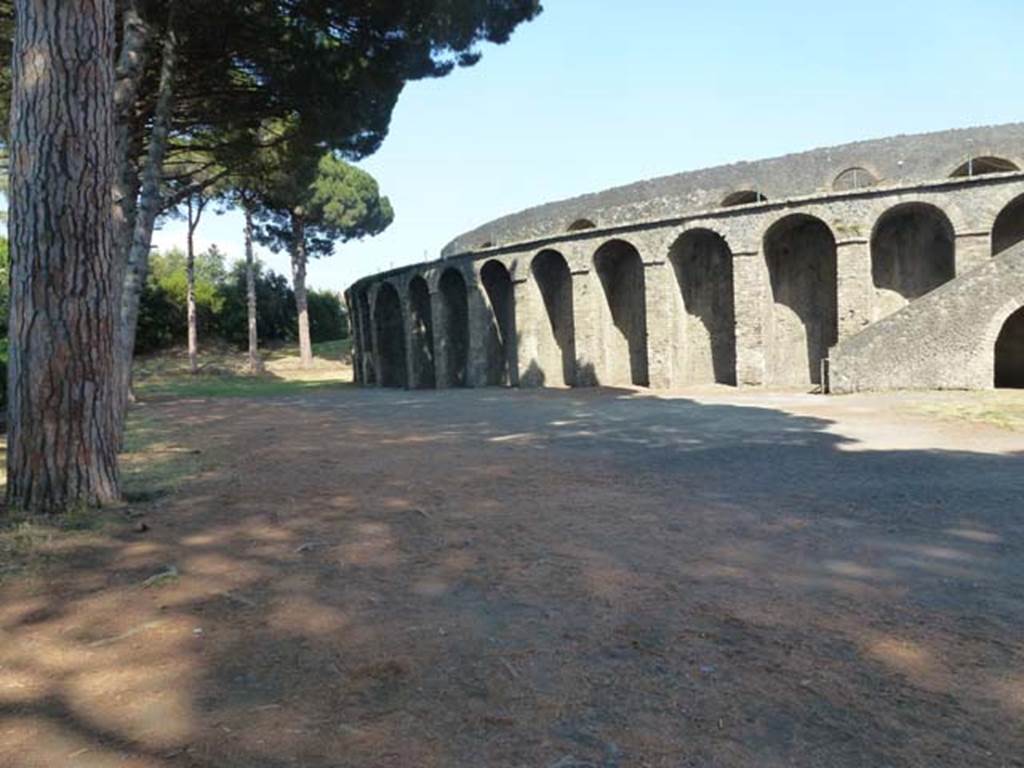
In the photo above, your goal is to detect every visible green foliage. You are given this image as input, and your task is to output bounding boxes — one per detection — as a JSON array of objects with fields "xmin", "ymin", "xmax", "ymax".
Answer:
[
  {"xmin": 254, "ymin": 150, "xmax": 394, "ymax": 260},
  {"xmin": 135, "ymin": 246, "xmax": 347, "ymax": 354},
  {"xmin": 217, "ymin": 260, "xmax": 297, "ymax": 347},
  {"xmin": 135, "ymin": 246, "xmax": 226, "ymax": 353},
  {"xmin": 308, "ymin": 289, "xmax": 347, "ymax": 343}
]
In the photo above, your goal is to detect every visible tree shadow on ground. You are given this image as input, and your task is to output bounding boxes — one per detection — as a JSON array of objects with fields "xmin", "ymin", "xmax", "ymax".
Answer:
[{"xmin": 1, "ymin": 388, "xmax": 1023, "ymax": 767}]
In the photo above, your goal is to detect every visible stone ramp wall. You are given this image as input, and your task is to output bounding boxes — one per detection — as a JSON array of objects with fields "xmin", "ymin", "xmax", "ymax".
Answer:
[{"xmin": 829, "ymin": 244, "xmax": 1024, "ymax": 392}]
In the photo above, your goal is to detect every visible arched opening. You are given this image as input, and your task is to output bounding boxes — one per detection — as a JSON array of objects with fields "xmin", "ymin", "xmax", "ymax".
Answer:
[
  {"xmin": 373, "ymin": 283, "xmax": 408, "ymax": 388},
  {"xmin": 668, "ymin": 229, "xmax": 736, "ymax": 385},
  {"xmin": 480, "ymin": 260, "xmax": 517, "ymax": 386},
  {"xmin": 995, "ymin": 307, "xmax": 1024, "ymax": 388},
  {"xmin": 594, "ymin": 240, "xmax": 649, "ymax": 387},
  {"xmin": 992, "ymin": 193, "xmax": 1024, "ymax": 256},
  {"xmin": 530, "ymin": 250, "xmax": 576, "ymax": 387},
  {"xmin": 871, "ymin": 203, "xmax": 955, "ymax": 320},
  {"xmin": 358, "ymin": 290, "xmax": 375, "ymax": 385},
  {"xmin": 438, "ymin": 269, "xmax": 470, "ymax": 387},
  {"xmin": 722, "ymin": 190, "xmax": 767, "ymax": 207},
  {"xmin": 833, "ymin": 167, "xmax": 877, "ymax": 191},
  {"xmin": 408, "ymin": 276, "xmax": 435, "ymax": 389},
  {"xmin": 951, "ymin": 157, "xmax": 1019, "ymax": 178},
  {"xmin": 764, "ymin": 215, "xmax": 837, "ymax": 387},
  {"xmin": 567, "ymin": 218, "xmax": 597, "ymax": 232}
]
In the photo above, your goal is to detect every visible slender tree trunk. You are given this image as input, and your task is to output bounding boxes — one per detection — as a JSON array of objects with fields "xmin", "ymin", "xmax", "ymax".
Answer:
[
  {"xmin": 7, "ymin": 0, "xmax": 121, "ymax": 512},
  {"xmin": 244, "ymin": 206, "xmax": 261, "ymax": 373},
  {"xmin": 117, "ymin": 19, "xmax": 176, "ymax": 422},
  {"xmin": 291, "ymin": 214, "xmax": 314, "ymax": 368},
  {"xmin": 186, "ymin": 196, "xmax": 203, "ymax": 375},
  {"xmin": 112, "ymin": 0, "xmax": 151, "ymax": 261}
]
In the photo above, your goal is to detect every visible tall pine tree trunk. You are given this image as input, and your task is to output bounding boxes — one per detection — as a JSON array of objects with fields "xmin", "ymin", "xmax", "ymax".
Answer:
[
  {"xmin": 118, "ymin": 20, "xmax": 176, "ymax": 418},
  {"xmin": 7, "ymin": 0, "xmax": 121, "ymax": 512},
  {"xmin": 291, "ymin": 214, "xmax": 314, "ymax": 368},
  {"xmin": 186, "ymin": 196, "xmax": 203, "ymax": 375},
  {"xmin": 244, "ymin": 206, "xmax": 261, "ymax": 373}
]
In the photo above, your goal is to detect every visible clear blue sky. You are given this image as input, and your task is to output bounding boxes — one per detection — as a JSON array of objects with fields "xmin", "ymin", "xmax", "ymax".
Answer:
[{"xmin": 154, "ymin": 0, "xmax": 1024, "ymax": 293}]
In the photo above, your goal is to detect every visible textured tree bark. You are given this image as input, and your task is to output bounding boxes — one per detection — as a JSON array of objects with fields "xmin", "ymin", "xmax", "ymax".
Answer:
[
  {"xmin": 291, "ymin": 214, "xmax": 314, "ymax": 367},
  {"xmin": 244, "ymin": 206, "xmax": 261, "ymax": 373},
  {"xmin": 117, "ymin": 21, "xmax": 176, "ymax": 420},
  {"xmin": 7, "ymin": 0, "xmax": 122, "ymax": 512}
]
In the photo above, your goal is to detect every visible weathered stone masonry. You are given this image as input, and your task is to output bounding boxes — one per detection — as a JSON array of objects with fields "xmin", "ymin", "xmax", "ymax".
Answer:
[{"xmin": 347, "ymin": 124, "xmax": 1024, "ymax": 392}]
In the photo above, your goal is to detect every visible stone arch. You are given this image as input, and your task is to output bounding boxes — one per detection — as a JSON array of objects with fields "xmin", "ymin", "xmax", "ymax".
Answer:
[
  {"xmin": 594, "ymin": 239, "xmax": 649, "ymax": 387},
  {"xmin": 480, "ymin": 260, "xmax": 517, "ymax": 386},
  {"xmin": 763, "ymin": 214, "xmax": 838, "ymax": 387},
  {"xmin": 722, "ymin": 190, "xmax": 767, "ymax": 207},
  {"xmin": 992, "ymin": 192, "xmax": 1024, "ymax": 256},
  {"xmin": 833, "ymin": 167, "xmax": 877, "ymax": 191},
  {"xmin": 408, "ymin": 276, "xmax": 435, "ymax": 389},
  {"xmin": 668, "ymin": 228, "xmax": 736, "ymax": 385},
  {"xmin": 951, "ymin": 156, "xmax": 1019, "ymax": 178},
  {"xmin": 871, "ymin": 202, "xmax": 955, "ymax": 320},
  {"xmin": 373, "ymin": 282, "xmax": 408, "ymax": 388},
  {"xmin": 438, "ymin": 268, "xmax": 470, "ymax": 387},
  {"xmin": 357, "ymin": 289, "xmax": 375, "ymax": 385},
  {"xmin": 529, "ymin": 249, "xmax": 576, "ymax": 387},
  {"xmin": 995, "ymin": 307, "xmax": 1024, "ymax": 388},
  {"xmin": 567, "ymin": 218, "xmax": 597, "ymax": 232}
]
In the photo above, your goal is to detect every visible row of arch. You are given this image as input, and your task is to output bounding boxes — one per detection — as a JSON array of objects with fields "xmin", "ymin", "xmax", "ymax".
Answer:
[{"xmin": 361, "ymin": 193, "xmax": 1024, "ymax": 391}]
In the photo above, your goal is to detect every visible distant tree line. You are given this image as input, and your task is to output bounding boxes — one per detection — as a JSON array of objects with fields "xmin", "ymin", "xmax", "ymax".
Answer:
[{"xmin": 134, "ymin": 246, "xmax": 348, "ymax": 356}]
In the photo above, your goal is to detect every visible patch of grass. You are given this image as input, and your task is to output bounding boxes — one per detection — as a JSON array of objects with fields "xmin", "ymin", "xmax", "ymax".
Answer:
[
  {"xmin": 910, "ymin": 391, "xmax": 1024, "ymax": 430},
  {"xmin": 134, "ymin": 338, "xmax": 353, "ymax": 400},
  {"xmin": 0, "ymin": 510, "xmax": 106, "ymax": 581},
  {"xmin": 121, "ymin": 410, "xmax": 205, "ymax": 501}
]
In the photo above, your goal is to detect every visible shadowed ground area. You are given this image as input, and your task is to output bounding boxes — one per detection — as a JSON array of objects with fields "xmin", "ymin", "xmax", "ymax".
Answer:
[{"xmin": 1, "ymin": 385, "xmax": 1023, "ymax": 767}]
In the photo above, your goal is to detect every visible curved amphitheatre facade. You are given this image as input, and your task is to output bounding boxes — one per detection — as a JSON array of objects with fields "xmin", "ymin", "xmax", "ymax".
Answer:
[{"xmin": 346, "ymin": 124, "xmax": 1024, "ymax": 394}]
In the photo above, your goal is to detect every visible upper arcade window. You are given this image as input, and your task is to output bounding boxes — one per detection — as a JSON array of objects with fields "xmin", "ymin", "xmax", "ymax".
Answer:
[
  {"xmin": 833, "ymin": 167, "xmax": 877, "ymax": 191},
  {"xmin": 478, "ymin": 240, "xmax": 495, "ymax": 249},
  {"xmin": 567, "ymin": 218, "xmax": 597, "ymax": 232},
  {"xmin": 950, "ymin": 156, "xmax": 1019, "ymax": 178},
  {"xmin": 721, "ymin": 190, "xmax": 768, "ymax": 207}
]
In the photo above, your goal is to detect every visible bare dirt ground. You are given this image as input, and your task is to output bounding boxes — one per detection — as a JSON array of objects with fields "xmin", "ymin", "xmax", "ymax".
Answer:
[{"xmin": 2, "ymin": 384, "xmax": 1024, "ymax": 767}]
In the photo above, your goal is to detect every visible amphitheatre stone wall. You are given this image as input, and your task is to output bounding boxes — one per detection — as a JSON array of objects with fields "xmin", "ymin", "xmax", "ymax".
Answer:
[{"xmin": 347, "ymin": 124, "xmax": 1024, "ymax": 393}]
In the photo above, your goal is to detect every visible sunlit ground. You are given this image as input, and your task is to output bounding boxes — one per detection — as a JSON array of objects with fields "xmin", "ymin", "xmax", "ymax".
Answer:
[{"xmin": 0, "ymin": 377, "xmax": 1022, "ymax": 766}]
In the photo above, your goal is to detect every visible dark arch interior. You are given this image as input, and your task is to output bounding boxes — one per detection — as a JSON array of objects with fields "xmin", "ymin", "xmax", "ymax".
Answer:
[
  {"xmin": 833, "ymin": 167, "xmax": 876, "ymax": 191},
  {"xmin": 951, "ymin": 156, "xmax": 1019, "ymax": 178},
  {"xmin": 439, "ymin": 269, "xmax": 470, "ymax": 387},
  {"xmin": 373, "ymin": 284, "xmax": 407, "ymax": 388},
  {"xmin": 594, "ymin": 240, "xmax": 649, "ymax": 387},
  {"xmin": 530, "ymin": 250, "xmax": 576, "ymax": 387},
  {"xmin": 995, "ymin": 307, "xmax": 1024, "ymax": 388},
  {"xmin": 871, "ymin": 204, "xmax": 955, "ymax": 309},
  {"xmin": 764, "ymin": 215, "xmax": 837, "ymax": 387},
  {"xmin": 669, "ymin": 230, "xmax": 736, "ymax": 385},
  {"xmin": 408, "ymin": 277, "xmax": 435, "ymax": 389},
  {"xmin": 722, "ymin": 190, "xmax": 767, "ymax": 207},
  {"xmin": 567, "ymin": 218, "xmax": 597, "ymax": 232},
  {"xmin": 992, "ymin": 194, "xmax": 1024, "ymax": 256},
  {"xmin": 358, "ymin": 291, "xmax": 375, "ymax": 385},
  {"xmin": 480, "ymin": 261, "xmax": 516, "ymax": 386}
]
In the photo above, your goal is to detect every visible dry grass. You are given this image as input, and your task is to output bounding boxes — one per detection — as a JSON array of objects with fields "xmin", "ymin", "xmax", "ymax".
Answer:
[
  {"xmin": 133, "ymin": 339, "xmax": 353, "ymax": 398},
  {"xmin": 907, "ymin": 390, "xmax": 1024, "ymax": 430}
]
